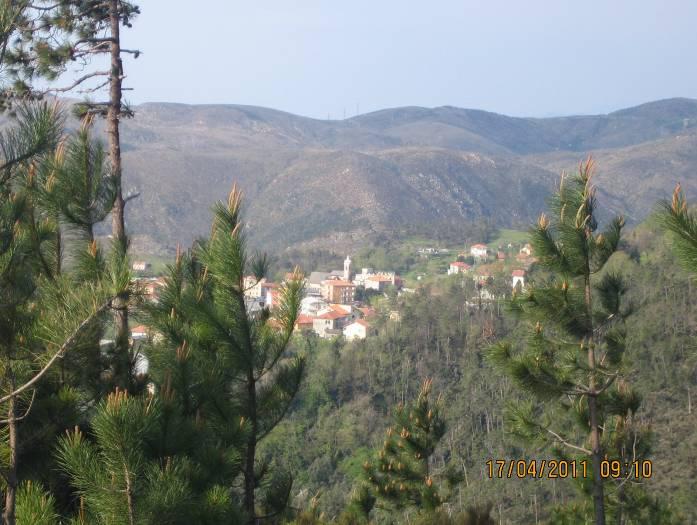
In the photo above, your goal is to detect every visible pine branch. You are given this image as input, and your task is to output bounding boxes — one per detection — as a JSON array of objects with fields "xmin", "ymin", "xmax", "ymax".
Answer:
[{"xmin": 0, "ymin": 299, "xmax": 112, "ymax": 404}]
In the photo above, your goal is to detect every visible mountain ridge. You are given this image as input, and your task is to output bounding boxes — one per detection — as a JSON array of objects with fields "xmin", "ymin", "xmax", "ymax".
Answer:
[{"xmin": 106, "ymin": 97, "xmax": 697, "ymax": 255}]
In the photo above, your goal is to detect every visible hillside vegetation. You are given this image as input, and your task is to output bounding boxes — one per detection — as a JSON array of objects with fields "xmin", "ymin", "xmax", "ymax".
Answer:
[{"xmin": 109, "ymin": 98, "xmax": 697, "ymax": 255}]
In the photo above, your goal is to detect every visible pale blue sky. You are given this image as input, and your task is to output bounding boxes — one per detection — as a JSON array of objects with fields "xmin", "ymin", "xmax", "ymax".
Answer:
[{"xmin": 118, "ymin": 0, "xmax": 697, "ymax": 119}]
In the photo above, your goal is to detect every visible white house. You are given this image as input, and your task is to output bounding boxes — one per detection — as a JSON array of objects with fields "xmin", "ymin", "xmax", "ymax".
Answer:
[
  {"xmin": 353, "ymin": 268, "xmax": 396, "ymax": 288},
  {"xmin": 352, "ymin": 268, "xmax": 374, "ymax": 286},
  {"xmin": 132, "ymin": 261, "xmax": 151, "ymax": 272},
  {"xmin": 520, "ymin": 243, "xmax": 532, "ymax": 256},
  {"xmin": 512, "ymin": 269, "xmax": 526, "ymax": 289},
  {"xmin": 130, "ymin": 325, "xmax": 149, "ymax": 341},
  {"xmin": 243, "ymin": 276, "xmax": 266, "ymax": 299},
  {"xmin": 343, "ymin": 319, "xmax": 373, "ymax": 340},
  {"xmin": 470, "ymin": 244, "xmax": 488, "ymax": 259},
  {"xmin": 260, "ymin": 282, "xmax": 277, "ymax": 306},
  {"xmin": 312, "ymin": 307, "xmax": 351, "ymax": 338},
  {"xmin": 447, "ymin": 261, "xmax": 472, "ymax": 275},
  {"xmin": 300, "ymin": 296, "xmax": 329, "ymax": 316},
  {"xmin": 364, "ymin": 274, "xmax": 395, "ymax": 292},
  {"xmin": 134, "ymin": 353, "xmax": 149, "ymax": 376}
]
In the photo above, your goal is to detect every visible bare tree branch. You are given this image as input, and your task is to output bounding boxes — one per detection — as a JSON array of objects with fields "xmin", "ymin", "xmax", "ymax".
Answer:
[
  {"xmin": 0, "ymin": 300, "xmax": 112, "ymax": 405},
  {"xmin": 47, "ymin": 70, "xmax": 109, "ymax": 93},
  {"xmin": 546, "ymin": 428, "xmax": 592, "ymax": 455},
  {"xmin": 0, "ymin": 390, "xmax": 36, "ymax": 424}
]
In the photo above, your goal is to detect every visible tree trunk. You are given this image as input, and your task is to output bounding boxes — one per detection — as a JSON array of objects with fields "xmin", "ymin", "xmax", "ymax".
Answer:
[
  {"xmin": 123, "ymin": 463, "xmax": 135, "ymax": 525},
  {"xmin": 108, "ymin": 0, "xmax": 125, "ymax": 244},
  {"xmin": 3, "ymin": 387, "xmax": 17, "ymax": 525},
  {"xmin": 688, "ymin": 385, "xmax": 692, "ymax": 415},
  {"xmin": 107, "ymin": 0, "xmax": 130, "ymax": 389},
  {"xmin": 616, "ymin": 480, "xmax": 625, "ymax": 525},
  {"xmin": 588, "ymin": 394, "xmax": 605, "ymax": 525},
  {"xmin": 55, "ymin": 220, "xmax": 61, "ymax": 275},
  {"xmin": 585, "ymin": 276, "xmax": 605, "ymax": 525},
  {"xmin": 244, "ymin": 372, "xmax": 257, "ymax": 524}
]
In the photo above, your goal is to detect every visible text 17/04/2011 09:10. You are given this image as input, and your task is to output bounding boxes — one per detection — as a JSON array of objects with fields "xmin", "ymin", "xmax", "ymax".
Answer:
[{"xmin": 486, "ymin": 459, "xmax": 653, "ymax": 480}]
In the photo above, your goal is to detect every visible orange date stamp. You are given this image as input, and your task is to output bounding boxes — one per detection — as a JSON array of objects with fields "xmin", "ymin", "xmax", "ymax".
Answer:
[
  {"xmin": 486, "ymin": 459, "xmax": 653, "ymax": 479},
  {"xmin": 486, "ymin": 459, "xmax": 587, "ymax": 479}
]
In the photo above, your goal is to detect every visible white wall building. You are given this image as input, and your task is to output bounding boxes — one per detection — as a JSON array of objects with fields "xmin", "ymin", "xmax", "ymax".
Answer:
[
  {"xmin": 243, "ymin": 276, "xmax": 266, "ymax": 299},
  {"xmin": 470, "ymin": 244, "xmax": 488, "ymax": 259},
  {"xmin": 447, "ymin": 262, "xmax": 472, "ymax": 275},
  {"xmin": 353, "ymin": 268, "xmax": 396, "ymax": 288},
  {"xmin": 512, "ymin": 269, "xmax": 526, "ymax": 289},
  {"xmin": 300, "ymin": 296, "xmax": 329, "ymax": 316},
  {"xmin": 343, "ymin": 319, "xmax": 372, "ymax": 340}
]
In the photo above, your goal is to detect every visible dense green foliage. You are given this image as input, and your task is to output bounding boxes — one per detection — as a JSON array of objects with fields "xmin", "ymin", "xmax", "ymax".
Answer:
[
  {"xmin": 0, "ymin": 3, "xmax": 694, "ymax": 524},
  {"xmin": 0, "ymin": 102, "xmax": 693, "ymax": 525},
  {"xmin": 257, "ymin": 219, "xmax": 695, "ymax": 523}
]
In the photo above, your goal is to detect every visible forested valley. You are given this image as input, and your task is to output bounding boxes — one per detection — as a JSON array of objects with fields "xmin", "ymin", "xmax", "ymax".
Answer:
[{"xmin": 0, "ymin": 2, "xmax": 695, "ymax": 525}]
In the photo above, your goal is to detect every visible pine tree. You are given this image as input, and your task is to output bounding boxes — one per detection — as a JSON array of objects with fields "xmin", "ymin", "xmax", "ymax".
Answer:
[
  {"xmin": 361, "ymin": 379, "xmax": 446, "ymax": 516},
  {"xmin": 41, "ymin": 115, "xmax": 116, "ymax": 246},
  {"xmin": 657, "ymin": 183, "xmax": 697, "ymax": 271},
  {"xmin": 0, "ymin": 102, "xmax": 62, "ymax": 524},
  {"xmin": 15, "ymin": 481, "xmax": 59, "ymax": 525},
  {"xmin": 487, "ymin": 159, "xmax": 639, "ymax": 525},
  {"xmin": 142, "ymin": 186, "xmax": 305, "ymax": 524},
  {"xmin": 0, "ymin": 101, "xmax": 129, "ymax": 524},
  {"xmin": 3, "ymin": 0, "xmax": 141, "ymax": 389},
  {"xmin": 348, "ymin": 379, "xmax": 492, "ymax": 524},
  {"xmin": 56, "ymin": 389, "xmax": 207, "ymax": 525}
]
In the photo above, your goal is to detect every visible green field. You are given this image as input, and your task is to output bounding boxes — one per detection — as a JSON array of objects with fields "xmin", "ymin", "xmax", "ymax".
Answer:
[{"xmin": 489, "ymin": 228, "xmax": 530, "ymax": 249}]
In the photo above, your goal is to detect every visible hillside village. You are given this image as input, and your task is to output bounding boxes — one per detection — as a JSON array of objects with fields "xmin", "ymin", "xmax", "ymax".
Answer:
[
  {"xmin": 129, "ymin": 239, "xmax": 536, "ymax": 344},
  {"xmin": 445, "ymin": 241, "xmax": 536, "ymax": 301}
]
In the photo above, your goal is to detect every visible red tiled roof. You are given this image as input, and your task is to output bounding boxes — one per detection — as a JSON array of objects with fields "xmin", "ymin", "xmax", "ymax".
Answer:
[
  {"xmin": 130, "ymin": 325, "xmax": 148, "ymax": 334},
  {"xmin": 512, "ymin": 269, "xmax": 526, "ymax": 277},
  {"xmin": 471, "ymin": 243, "xmax": 487, "ymax": 249},
  {"xmin": 450, "ymin": 262, "xmax": 471, "ymax": 268},
  {"xmin": 354, "ymin": 319, "xmax": 370, "ymax": 328},
  {"xmin": 329, "ymin": 304, "xmax": 350, "ymax": 314},
  {"xmin": 358, "ymin": 307, "xmax": 377, "ymax": 318},
  {"xmin": 296, "ymin": 314, "xmax": 315, "ymax": 326},
  {"xmin": 323, "ymin": 280, "xmax": 355, "ymax": 287},
  {"xmin": 318, "ymin": 310, "xmax": 348, "ymax": 320}
]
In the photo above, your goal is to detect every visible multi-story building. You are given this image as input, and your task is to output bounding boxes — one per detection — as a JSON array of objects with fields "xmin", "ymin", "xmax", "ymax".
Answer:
[
  {"xmin": 243, "ymin": 276, "xmax": 266, "ymax": 299},
  {"xmin": 320, "ymin": 279, "xmax": 356, "ymax": 304}
]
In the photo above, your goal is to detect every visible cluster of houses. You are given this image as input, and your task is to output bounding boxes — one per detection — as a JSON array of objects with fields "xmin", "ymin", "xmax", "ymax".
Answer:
[
  {"xmin": 447, "ymin": 242, "xmax": 537, "ymax": 300},
  {"xmin": 124, "ymin": 263, "xmax": 385, "ymax": 380},
  {"xmin": 251, "ymin": 257, "xmax": 399, "ymax": 339},
  {"xmin": 128, "ymin": 256, "xmax": 397, "ymax": 343},
  {"xmin": 244, "ymin": 256, "xmax": 398, "ymax": 340}
]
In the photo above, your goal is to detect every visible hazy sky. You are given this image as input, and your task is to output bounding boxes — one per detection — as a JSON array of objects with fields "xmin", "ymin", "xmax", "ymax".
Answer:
[{"xmin": 117, "ymin": 0, "xmax": 697, "ymax": 119}]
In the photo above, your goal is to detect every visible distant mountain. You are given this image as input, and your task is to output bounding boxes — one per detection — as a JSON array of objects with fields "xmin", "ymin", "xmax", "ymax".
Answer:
[{"xmin": 110, "ymin": 98, "xmax": 697, "ymax": 255}]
